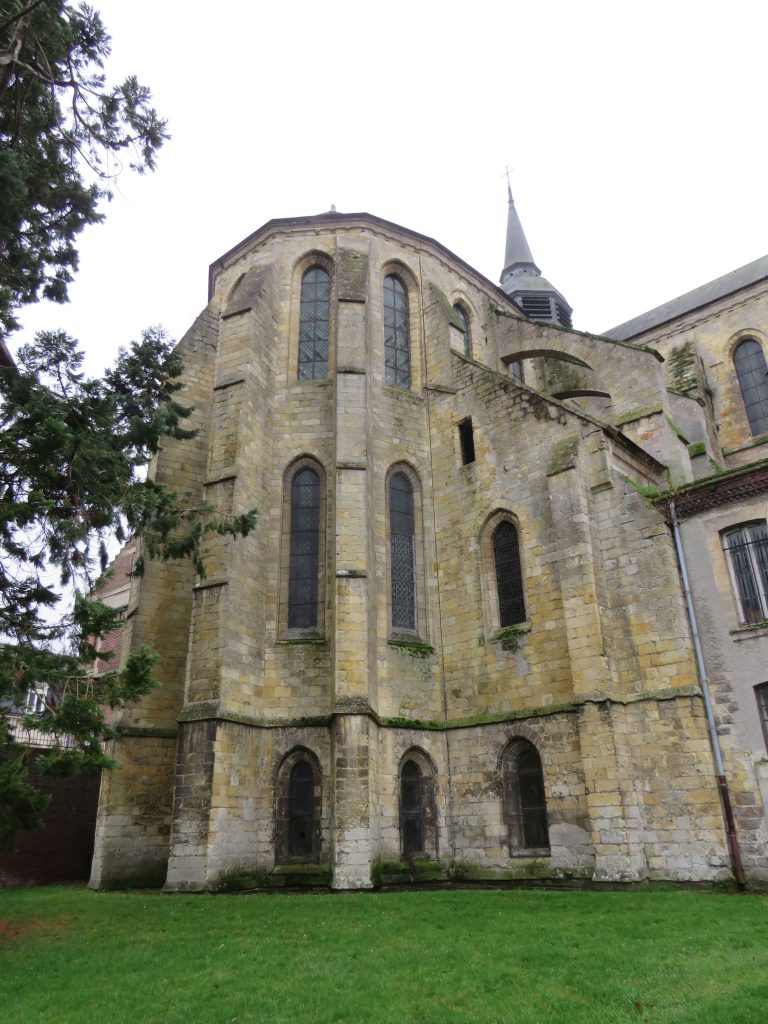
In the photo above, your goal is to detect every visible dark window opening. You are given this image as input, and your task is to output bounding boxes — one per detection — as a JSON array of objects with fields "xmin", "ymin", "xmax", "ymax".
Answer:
[
  {"xmin": 298, "ymin": 266, "xmax": 330, "ymax": 381},
  {"xmin": 756, "ymin": 684, "xmax": 768, "ymax": 751},
  {"xmin": 390, "ymin": 471, "xmax": 416, "ymax": 630},
  {"xmin": 502, "ymin": 739, "xmax": 549, "ymax": 853},
  {"xmin": 493, "ymin": 521, "xmax": 526, "ymax": 626},
  {"xmin": 734, "ymin": 339, "xmax": 768, "ymax": 437},
  {"xmin": 458, "ymin": 418, "xmax": 475, "ymax": 465},
  {"xmin": 400, "ymin": 759, "xmax": 423, "ymax": 854},
  {"xmin": 288, "ymin": 760, "xmax": 314, "ymax": 856},
  {"xmin": 288, "ymin": 468, "xmax": 321, "ymax": 628},
  {"xmin": 384, "ymin": 275, "xmax": 411, "ymax": 388}
]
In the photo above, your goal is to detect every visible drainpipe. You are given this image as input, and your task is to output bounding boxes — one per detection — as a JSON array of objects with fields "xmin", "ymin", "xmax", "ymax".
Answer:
[{"xmin": 669, "ymin": 500, "xmax": 746, "ymax": 889}]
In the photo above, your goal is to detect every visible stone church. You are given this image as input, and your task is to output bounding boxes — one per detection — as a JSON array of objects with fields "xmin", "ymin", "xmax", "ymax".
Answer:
[{"xmin": 89, "ymin": 194, "xmax": 768, "ymax": 890}]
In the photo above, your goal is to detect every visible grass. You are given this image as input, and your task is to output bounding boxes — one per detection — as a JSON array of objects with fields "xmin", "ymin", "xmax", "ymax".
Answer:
[{"xmin": 1, "ymin": 886, "xmax": 766, "ymax": 1023}]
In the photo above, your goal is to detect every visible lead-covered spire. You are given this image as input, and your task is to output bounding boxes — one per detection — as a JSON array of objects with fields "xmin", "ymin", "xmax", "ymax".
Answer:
[{"xmin": 499, "ymin": 186, "xmax": 573, "ymax": 329}]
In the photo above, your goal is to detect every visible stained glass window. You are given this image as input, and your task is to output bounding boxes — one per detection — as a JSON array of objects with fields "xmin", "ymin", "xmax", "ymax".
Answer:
[
  {"xmin": 734, "ymin": 339, "xmax": 768, "ymax": 437},
  {"xmin": 390, "ymin": 471, "xmax": 416, "ymax": 630},
  {"xmin": 384, "ymin": 275, "xmax": 410, "ymax": 388},
  {"xmin": 288, "ymin": 468, "xmax": 321, "ymax": 628},
  {"xmin": 298, "ymin": 266, "xmax": 330, "ymax": 380},
  {"xmin": 493, "ymin": 521, "xmax": 525, "ymax": 626}
]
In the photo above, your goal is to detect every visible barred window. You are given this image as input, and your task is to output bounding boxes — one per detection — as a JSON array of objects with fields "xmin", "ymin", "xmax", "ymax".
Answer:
[
  {"xmin": 454, "ymin": 303, "xmax": 471, "ymax": 358},
  {"xmin": 276, "ymin": 748, "xmax": 322, "ymax": 864},
  {"xmin": 493, "ymin": 521, "xmax": 526, "ymax": 626},
  {"xmin": 723, "ymin": 522, "xmax": 768, "ymax": 625},
  {"xmin": 734, "ymin": 339, "xmax": 768, "ymax": 437},
  {"xmin": 501, "ymin": 739, "xmax": 550, "ymax": 852},
  {"xmin": 384, "ymin": 275, "xmax": 410, "ymax": 388},
  {"xmin": 289, "ymin": 760, "xmax": 315, "ymax": 857},
  {"xmin": 288, "ymin": 468, "xmax": 321, "ymax": 628},
  {"xmin": 298, "ymin": 266, "xmax": 330, "ymax": 380},
  {"xmin": 390, "ymin": 472, "xmax": 416, "ymax": 630},
  {"xmin": 400, "ymin": 759, "xmax": 423, "ymax": 854}
]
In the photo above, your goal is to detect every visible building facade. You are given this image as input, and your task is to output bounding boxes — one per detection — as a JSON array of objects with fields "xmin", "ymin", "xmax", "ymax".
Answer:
[{"xmin": 89, "ymin": 200, "xmax": 767, "ymax": 891}]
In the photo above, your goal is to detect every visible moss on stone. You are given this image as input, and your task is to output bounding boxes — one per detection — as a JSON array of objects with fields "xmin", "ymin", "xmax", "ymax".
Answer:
[
  {"xmin": 687, "ymin": 441, "xmax": 706, "ymax": 458},
  {"xmin": 387, "ymin": 639, "xmax": 435, "ymax": 658},
  {"xmin": 547, "ymin": 434, "xmax": 580, "ymax": 476},
  {"xmin": 490, "ymin": 624, "xmax": 531, "ymax": 652},
  {"xmin": 615, "ymin": 404, "xmax": 663, "ymax": 426}
]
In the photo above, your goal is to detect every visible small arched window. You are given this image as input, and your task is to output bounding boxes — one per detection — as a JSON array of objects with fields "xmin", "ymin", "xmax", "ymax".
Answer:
[
  {"xmin": 390, "ymin": 471, "xmax": 416, "ymax": 631},
  {"xmin": 493, "ymin": 521, "xmax": 526, "ymax": 626},
  {"xmin": 501, "ymin": 739, "xmax": 549, "ymax": 853},
  {"xmin": 384, "ymin": 275, "xmax": 410, "ymax": 388},
  {"xmin": 288, "ymin": 467, "xmax": 321, "ymax": 628},
  {"xmin": 453, "ymin": 303, "xmax": 471, "ymax": 358},
  {"xmin": 276, "ymin": 748, "xmax": 322, "ymax": 864},
  {"xmin": 298, "ymin": 266, "xmax": 330, "ymax": 380},
  {"xmin": 734, "ymin": 338, "xmax": 768, "ymax": 437},
  {"xmin": 398, "ymin": 749, "xmax": 437, "ymax": 858}
]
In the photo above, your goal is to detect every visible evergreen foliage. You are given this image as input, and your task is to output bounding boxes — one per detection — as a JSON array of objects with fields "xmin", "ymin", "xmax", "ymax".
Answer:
[
  {"xmin": 0, "ymin": 329, "xmax": 258, "ymax": 844},
  {"xmin": 0, "ymin": 1, "xmax": 168, "ymax": 333}
]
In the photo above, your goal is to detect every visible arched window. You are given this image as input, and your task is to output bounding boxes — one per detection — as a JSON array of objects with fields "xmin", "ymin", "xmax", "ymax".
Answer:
[
  {"xmin": 288, "ymin": 467, "xmax": 321, "ymax": 628},
  {"xmin": 734, "ymin": 339, "xmax": 768, "ymax": 437},
  {"xmin": 400, "ymin": 760, "xmax": 423, "ymax": 854},
  {"xmin": 501, "ymin": 739, "xmax": 549, "ymax": 853},
  {"xmin": 390, "ymin": 471, "xmax": 416, "ymax": 631},
  {"xmin": 298, "ymin": 266, "xmax": 330, "ymax": 380},
  {"xmin": 493, "ymin": 521, "xmax": 526, "ymax": 626},
  {"xmin": 398, "ymin": 749, "xmax": 437, "ymax": 858},
  {"xmin": 384, "ymin": 275, "xmax": 410, "ymax": 388},
  {"xmin": 453, "ymin": 303, "xmax": 471, "ymax": 358},
  {"xmin": 276, "ymin": 749, "xmax": 322, "ymax": 864}
]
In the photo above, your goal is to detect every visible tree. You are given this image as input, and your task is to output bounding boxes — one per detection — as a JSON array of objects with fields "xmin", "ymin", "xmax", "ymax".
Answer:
[
  {"xmin": 0, "ymin": 329, "xmax": 258, "ymax": 845},
  {"xmin": 0, "ymin": 1, "xmax": 168, "ymax": 334}
]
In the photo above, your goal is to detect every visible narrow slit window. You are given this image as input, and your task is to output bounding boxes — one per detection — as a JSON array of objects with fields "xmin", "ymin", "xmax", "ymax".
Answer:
[
  {"xmin": 289, "ymin": 760, "xmax": 315, "ymax": 856},
  {"xmin": 384, "ymin": 275, "xmax": 411, "ymax": 388},
  {"xmin": 458, "ymin": 418, "xmax": 475, "ymax": 465},
  {"xmin": 298, "ymin": 266, "xmax": 330, "ymax": 380},
  {"xmin": 390, "ymin": 471, "xmax": 416, "ymax": 631},
  {"xmin": 400, "ymin": 759, "xmax": 423, "ymax": 854},
  {"xmin": 755, "ymin": 684, "xmax": 768, "ymax": 751},
  {"xmin": 288, "ymin": 468, "xmax": 321, "ymax": 628}
]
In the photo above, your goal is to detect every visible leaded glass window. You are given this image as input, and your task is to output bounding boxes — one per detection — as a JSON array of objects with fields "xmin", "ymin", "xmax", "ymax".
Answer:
[
  {"xmin": 289, "ymin": 760, "xmax": 315, "ymax": 857},
  {"xmin": 390, "ymin": 472, "xmax": 416, "ymax": 630},
  {"xmin": 288, "ymin": 468, "xmax": 321, "ymax": 628},
  {"xmin": 400, "ymin": 759, "xmax": 423, "ymax": 854},
  {"xmin": 501, "ymin": 740, "xmax": 549, "ymax": 852},
  {"xmin": 454, "ymin": 303, "xmax": 471, "ymax": 358},
  {"xmin": 384, "ymin": 275, "xmax": 410, "ymax": 388},
  {"xmin": 298, "ymin": 266, "xmax": 330, "ymax": 380},
  {"xmin": 493, "ymin": 521, "xmax": 526, "ymax": 626},
  {"xmin": 723, "ymin": 522, "xmax": 768, "ymax": 624},
  {"xmin": 734, "ymin": 339, "xmax": 768, "ymax": 437}
]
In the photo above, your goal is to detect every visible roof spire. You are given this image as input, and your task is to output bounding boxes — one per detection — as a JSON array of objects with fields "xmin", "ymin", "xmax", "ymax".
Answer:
[{"xmin": 499, "ymin": 183, "xmax": 573, "ymax": 328}]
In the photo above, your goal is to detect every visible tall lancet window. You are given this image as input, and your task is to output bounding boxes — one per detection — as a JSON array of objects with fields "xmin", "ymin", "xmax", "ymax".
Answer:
[
  {"xmin": 453, "ymin": 303, "xmax": 471, "ymax": 358},
  {"xmin": 288, "ymin": 468, "xmax": 321, "ymax": 628},
  {"xmin": 384, "ymin": 275, "xmax": 411, "ymax": 388},
  {"xmin": 493, "ymin": 521, "xmax": 526, "ymax": 626},
  {"xmin": 298, "ymin": 266, "xmax": 330, "ymax": 380},
  {"xmin": 734, "ymin": 338, "xmax": 768, "ymax": 437},
  {"xmin": 390, "ymin": 471, "xmax": 416, "ymax": 630}
]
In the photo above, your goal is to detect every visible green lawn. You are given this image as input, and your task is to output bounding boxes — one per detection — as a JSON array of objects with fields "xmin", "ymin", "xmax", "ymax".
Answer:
[{"xmin": 1, "ymin": 886, "xmax": 766, "ymax": 1023}]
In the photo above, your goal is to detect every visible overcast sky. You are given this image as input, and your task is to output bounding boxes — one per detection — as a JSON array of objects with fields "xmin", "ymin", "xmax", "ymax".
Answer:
[{"xmin": 12, "ymin": 0, "xmax": 768, "ymax": 373}]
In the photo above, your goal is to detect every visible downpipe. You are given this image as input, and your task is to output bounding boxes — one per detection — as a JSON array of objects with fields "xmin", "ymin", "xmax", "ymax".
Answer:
[{"xmin": 669, "ymin": 500, "xmax": 746, "ymax": 889}]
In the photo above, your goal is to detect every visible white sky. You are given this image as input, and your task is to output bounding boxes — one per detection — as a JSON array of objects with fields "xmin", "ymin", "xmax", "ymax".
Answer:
[{"xmin": 12, "ymin": 0, "xmax": 768, "ymax": 372}]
